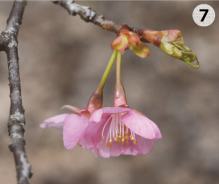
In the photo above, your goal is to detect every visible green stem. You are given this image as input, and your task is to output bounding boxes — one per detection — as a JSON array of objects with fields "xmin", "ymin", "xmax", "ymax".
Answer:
[
  {"xmin": 96, "ymin": 50, "xmax": 117, "ymax": 92},
  {"xmin": 87, "ymin": 50, "xmax": 117, "ymax": 112}
]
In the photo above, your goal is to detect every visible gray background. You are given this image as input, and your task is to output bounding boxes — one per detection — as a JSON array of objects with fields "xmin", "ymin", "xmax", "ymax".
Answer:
[{"xmin": 0, "ymin": 1, "xmax": 219, "ymax": 184}]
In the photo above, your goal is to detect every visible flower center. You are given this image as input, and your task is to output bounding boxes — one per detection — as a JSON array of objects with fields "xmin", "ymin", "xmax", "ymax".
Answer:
[{"xmin": 102, "ymin": 112, "xmax": 137, "ymax": 147}]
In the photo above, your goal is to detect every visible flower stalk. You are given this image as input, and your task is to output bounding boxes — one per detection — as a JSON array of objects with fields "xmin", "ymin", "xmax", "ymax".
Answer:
[
  {"xmin": 114, "ymin": 51, "xmax": 128, "ymax": 107},
  {"xmin": 97, "ymin": 50, "xmax": 117, "ymax": 92},
  {"xmin": 87, "ymin": 50, "xmax": 117, "ymax": 112}
]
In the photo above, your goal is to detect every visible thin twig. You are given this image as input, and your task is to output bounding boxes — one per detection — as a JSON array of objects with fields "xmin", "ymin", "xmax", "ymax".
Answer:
[
  {"xmin": 0, "ymin": 1, "xmax": 32, "ymax": 184},
  {"xmin": 53, "ymin": 0, "xmax": 122, "ymax": 33},
  {"xmin": 53, "ymin": 0, "xmax": 150, "ymax": 42}
]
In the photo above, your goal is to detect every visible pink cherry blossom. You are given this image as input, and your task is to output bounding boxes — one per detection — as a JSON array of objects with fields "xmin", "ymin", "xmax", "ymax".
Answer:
[
  {"xmin": 81, "ymin": 107, "xmax": 162, "ymax": 158},
  {"xmin": 40, "ymin": 106, "xmax": 90, "ymax": 150},
  {"xmin": 40, "ymin": 51, "xmax": 117, "ymax": 153},
  {"xmin": 40, "ymin": 51, "xmax": 162, "ymax": 158}
]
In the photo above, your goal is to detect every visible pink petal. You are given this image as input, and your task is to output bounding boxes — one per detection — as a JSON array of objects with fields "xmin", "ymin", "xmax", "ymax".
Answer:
[
  {"xmin": 135, "ymin": 136, "xmax": 155, "ymax": 155},
  {"xmin": 89, "ymin": 109, "xmax": 103, "ymax": 122},
  {"xmin": 40, "ymin": 114, "xmax": 68, "ymax": 128},
  {"xmin": 117, "ymin": 136, "xmax": 155, "ymax": 156},
  {"xmin": 90, "ymin": 107, "xmax": 130, "ymax": 123},
  {"xmin": 97, "ymin": 145, "xmax": 111, "ymax": 158},
  {"xmin": 63, "ymin": 114, "xmax": 88, "ymax": 150},
  {"xmin": 80, "ymin": 121, "xmax": 104, "ymax": 150},
  {"xmin": 95, "ymin": 142, "xmax": 122, "ymax": 158},
  {"xmin": 81, "ymin": 121, "xmax": 122, "ymax": 158},
  {"xmin": 119, "ymin": 144, "xmax": 138, "ymax": 156},
  {"xmin": 149, "ymin": 119, "xmax": 162, "ymax": 139},
  {"xmin": 123, "ymin": 110, "xmax": 162, "ymax": 139},
  {"xmin": 109, "ymin": 143, "xmax": 122, "ymax": 157},
  {"xmin": 95, "ymin": 138, "xmax": 154, "ymax": 157}
]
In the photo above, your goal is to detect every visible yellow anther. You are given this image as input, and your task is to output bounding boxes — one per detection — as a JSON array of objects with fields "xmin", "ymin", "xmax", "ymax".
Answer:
[
  {"xmin": 114, "ymin": 136, "xmax": 119, "ymax": 143},
  {"xmin": 125, "ymin": 135, "xmax": 129, "ymax": 140},
  {"xmin": 121, "ymin": 137, "xmax": 125, "ymax": 143},
  {"xmin": 130, "ymin": 135, "xmax": 135, "ymax": 141}
]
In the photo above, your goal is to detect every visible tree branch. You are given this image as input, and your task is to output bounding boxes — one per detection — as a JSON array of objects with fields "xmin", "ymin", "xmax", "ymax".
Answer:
[
  {"xmin": 53, "ymin": 0, "xmax": 150, "ymax": 43},
  {"xmin": 0, "ymin": 1, "xmax": 32, "ymax": 184},
  {"xmin": 53, "ymin": 0, "xmax": 122, "ymax": 33}
]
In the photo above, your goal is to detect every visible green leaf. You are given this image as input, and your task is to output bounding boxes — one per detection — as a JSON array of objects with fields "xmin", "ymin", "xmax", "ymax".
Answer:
[{"xmin": 160, "ymin": 38, "xmax": 199, "ymax": 69}]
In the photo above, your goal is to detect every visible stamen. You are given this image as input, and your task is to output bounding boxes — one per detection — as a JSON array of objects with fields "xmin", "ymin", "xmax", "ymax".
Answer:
[
  {"xmin": 121, "ymin": 123, "xmax": 125, "ymax": 143},
  {"xmin": 101, "ymin": 116, "xmax": 112, "ymax": 137},
  {"xmin": 115, "ymin": 113, "xmax": 119, "ymax": 137},
  {"xmin": 119, "ymin": 114, "xmax": 122, "ymax": 139},
  {"xmin": 103, "ymin": 112, "xmax": 138, "ymax": 146},
  {"xmin": 112, "ymin": 117, "xmax": 116, "ymax": 141},
  {"xmin": 109, "ymin": 122, "xmax": 113, "ymax": 143},
  {"xmin": 104, "ymin": 116, "xmax": 114, "ymax": 146},
  {"xmin": 130, "ymin": 131, "xmax": 137, "ymax": 144}
]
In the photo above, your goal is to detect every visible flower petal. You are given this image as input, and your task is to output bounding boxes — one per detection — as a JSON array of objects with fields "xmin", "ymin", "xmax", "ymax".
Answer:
[
  {"xmin": 135, "ymin": 136, "xmax": 156, "ymax": 154},
  {"xmin": 40, "ymin": 114, "xmax": 68, "ymax": 128},
  {"xmin": 148, "ymin": 119, "xmax": 162, "ymax": 139},
  {"xmin": 97, "ymin": 145, "xmax": 111, "ymax": 158},
  {"xmin": 123, "ymin": 110, "xmax": 162, "ymax": 139},
  {"xmin": 95, "ymin": 141, "xmax": 122, "ymax": 158},
  {"xmin": 95, "ymin": 137, "xmax": 155, "ymax": 157},
  {"xmin": 89, "ymin": 109, "xmax": 104, "ymax": 122},
  {"xmin": 90, "ymin": 107, "xmax": 130, "ymax": 123},
  {"xmin": 80, "ymin": 121, "xmax": 104, "ymax": 149},
  {"xmin": 63, "ymin": 114, "xmax": 88, "ymax": 150}
]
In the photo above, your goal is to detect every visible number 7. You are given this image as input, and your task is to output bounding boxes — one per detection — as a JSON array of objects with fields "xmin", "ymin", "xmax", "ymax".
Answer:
[{"xmin": 199, "ymin": 9, "xmax": 209, "ymax": 22}]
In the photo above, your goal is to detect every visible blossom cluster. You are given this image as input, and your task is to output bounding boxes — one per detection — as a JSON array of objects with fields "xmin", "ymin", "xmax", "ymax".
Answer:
[{"xmin": 41, "ymin": 27, "xmax": 198, "ymax": 158}]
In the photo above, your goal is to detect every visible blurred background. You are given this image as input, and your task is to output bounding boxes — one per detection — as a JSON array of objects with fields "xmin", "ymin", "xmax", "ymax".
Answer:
[{"xmin": 0, "ymin": 1, "xmax": 219, "ymax": 184}]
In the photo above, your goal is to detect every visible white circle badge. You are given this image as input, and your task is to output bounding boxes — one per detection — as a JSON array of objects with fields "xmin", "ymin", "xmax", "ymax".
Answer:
[{"xmin": 192, "ymin": 4, "xmax": 215, "ymax": 27}]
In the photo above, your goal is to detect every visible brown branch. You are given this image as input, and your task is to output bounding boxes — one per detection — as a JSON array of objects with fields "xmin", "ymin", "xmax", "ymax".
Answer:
[
  {"xmin": 53, "ymin": 0, "xmax": 149, "ymax": 42},
  {"xmin": 53, "ymin": 0, "xmax": 122, "ymax": 33},
  {"xmin": 0, "ymin": 1, "xmax": 32, "ymax": 184}
]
